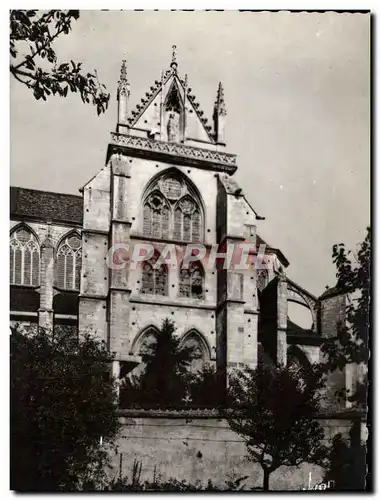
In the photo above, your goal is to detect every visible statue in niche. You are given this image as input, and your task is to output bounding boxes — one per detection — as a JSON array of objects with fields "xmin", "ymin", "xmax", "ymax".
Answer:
[{"xmin": 167, "ymin": 111, "xmax": 180, "ymax": 142}]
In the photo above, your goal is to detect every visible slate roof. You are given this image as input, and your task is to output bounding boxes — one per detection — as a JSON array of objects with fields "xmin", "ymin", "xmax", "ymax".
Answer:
[{"xmin": 10, "ymin": 187, "xmax": 83, "ymax": 225}]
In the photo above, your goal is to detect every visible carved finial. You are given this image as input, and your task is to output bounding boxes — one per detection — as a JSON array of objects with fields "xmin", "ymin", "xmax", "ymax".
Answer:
[
  {"xmin": 213, "ymin": 82, "xmax": 227, "ymax": 144},
  {"xmin": 171, "ymin": 44, "xmax": 178, "ymax": 70},
  {"xmin": 215, "ymin": 81, "xmax": 227, "ymax": 116},
  {"xmin": 118, "ymin": 59, "xmax": 130, "ymax": 98},
  {"xmin": 120, "ymin": 59, "xmax": 127, "ymax": 80}
]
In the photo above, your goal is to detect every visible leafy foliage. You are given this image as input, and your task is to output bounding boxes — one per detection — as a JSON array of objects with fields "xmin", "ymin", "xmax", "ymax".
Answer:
[
  {"xmin": 106, "ymin": 460, "xmax": 251, "ymax": 491},
  {"xmin": 321, "ymin": 227, "xmax": 370, "ymax": 405},
  {"xmin": 120, "ymin": 319, "xmax": 196, "ymax": 408},
  {"xmin": 11, "ymin": 325, "xmax": 121, "ymax": 491},
  {"xmin": 227, "ymin": 363, "xmax": 328, "ymax": 491},
  {"xmin": 10, "ymin": 10, "xmax": 110, "ymax": 114},
  {"xmin": 324, "ymin": 422, "xmax": 367, "ymax": 491},
  {"xmin": 188, "ymin": 363, "xmax": 220, "ymax": 408}
]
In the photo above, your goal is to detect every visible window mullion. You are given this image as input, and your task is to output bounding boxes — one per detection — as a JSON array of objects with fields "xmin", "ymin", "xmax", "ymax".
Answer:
[
  {"xmin": 11, "ymin": 248, "xmax": 14, "ymax": 284},
  {"xmin": 30, "ymin": 247, "xmax": 33, "ymax": 287},
  {"xmin": 73, "ymin": 252, "xmax": 76, "ymax": 290},
  {"xmin": 64, "ymin": 254, "xmax": 67, "ymax": 289},
  {"xmin": 9, "ymin": 247, "xmax": 15, "ymax": 284},
  {"xmin": 21, "ymin": 246, "xmax": 24, "ymax": 285}
]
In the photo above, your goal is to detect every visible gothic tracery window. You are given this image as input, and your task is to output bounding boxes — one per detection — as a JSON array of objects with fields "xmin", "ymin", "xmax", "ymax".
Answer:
[
  {"xmin": 141, "ymin": 253, "xmax": 168, "ymax": 296},
  {"xmin": 142, "ymin": 175, "xmax": 203, "ymax": 242},
  {"xmin": 173, "ymin": 196, "xmax": 201, "ymax": 242},
  {"xmin": 56, "ymin": 233, "xmax": 82, "ymax": 291},
  {"xmin": 181, "ymin": 330, "xmax": 209, "ymax": 374},
  {"xmin": 179, "ymin": 261, "xmax": 204, "ymax": 299},
  {"xmin": 137, "ymin": 327, "xmax": 159, "ymax": 355},
  {"xmin": 10, "ymin": 226, "xmax": 40, "ymax": 286}
]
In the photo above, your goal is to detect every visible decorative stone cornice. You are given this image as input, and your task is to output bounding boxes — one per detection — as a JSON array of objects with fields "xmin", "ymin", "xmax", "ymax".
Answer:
[{"xmin": 109, "ymin": 133, "xmax": 237, "ymax": 173}]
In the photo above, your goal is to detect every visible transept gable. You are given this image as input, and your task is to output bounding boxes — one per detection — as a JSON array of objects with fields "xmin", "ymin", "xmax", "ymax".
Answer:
[{"xmin": 124, "ymin": 46, "xmax": 215, "ymax": 145}]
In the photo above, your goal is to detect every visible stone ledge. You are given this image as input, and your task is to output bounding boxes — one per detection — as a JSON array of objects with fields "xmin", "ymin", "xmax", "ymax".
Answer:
[
  {"xmin": 118, "ymin": 408, "xmax": 224, "ymax": 419},
  {"xmin": 117, "ymin": 407, "xmax": 367, "ymax": 421},
  {"xmin": 108, "ymin": 135, "xmax": 237, "ymax": 174}
]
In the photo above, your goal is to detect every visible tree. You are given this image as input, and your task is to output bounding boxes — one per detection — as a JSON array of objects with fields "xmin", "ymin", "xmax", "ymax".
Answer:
[
  {"xmin": 188, "ymin": 364, "xmax": 220, "ymax": 408},
  {"xmin": 120, "ymin": 319, "xmax": 195, "ymax": 409},
  {"xmin": 10, "ymin": 10, "xmax": 110, "ymax": 114},
  {"xmin": 11, "ymin": 325, "xmax": 121, "ymax": 491},
  {"xmin": 227, "ymin": 363, "xmax": 328, "ymax": 491},
  {"xmin": 321, "ymin": 226, "xmax": 370, "ymax": 406},
  {"xmin": 324, "ymin": 422, "xmax": 367, "ymax": 490}
]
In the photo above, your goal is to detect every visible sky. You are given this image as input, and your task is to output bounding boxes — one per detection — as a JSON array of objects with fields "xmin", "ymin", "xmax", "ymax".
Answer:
[{"xmin": 10, "ymin": 10, "xmax": 370, "ymax": 297}]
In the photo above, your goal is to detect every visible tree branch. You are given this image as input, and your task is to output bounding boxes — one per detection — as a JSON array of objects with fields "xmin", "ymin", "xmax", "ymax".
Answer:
[
  {"xmin": 10, "ymin": 67, "xmax": 37, "ymax": 82},
  {"xmin": 12, "ymin": 23, "xmax": 66, "ymax": 71},
  {"xmin": 10, "ymin": 68, "xmax": 33, "ymax": 88}
]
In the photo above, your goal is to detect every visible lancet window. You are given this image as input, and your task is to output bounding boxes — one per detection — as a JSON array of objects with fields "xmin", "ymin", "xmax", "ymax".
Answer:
[
  {"xmin": 179, "ymin": 261, "xmax": 204, "ymax": 299},
  {"xmin": 141, "ymin": 252, "xmax": 168, "ymax": 296},
  {"xmin": 56, "ymin": 233, "xmax": 82, "ymax": 291},
  {"xmin": 10, "ymin": 226, "xmax": 40, "ymax": 286},
  {"xmin": 142, "ymin": 174, "xmax": 203, "ymax": 242}
]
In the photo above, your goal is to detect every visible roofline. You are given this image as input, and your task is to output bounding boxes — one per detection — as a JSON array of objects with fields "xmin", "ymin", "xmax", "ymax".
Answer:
[
  {"xmin": 255, "ymin": 233, "xmax": 289, "ymax": 268},
  {"xmin": 266, "ymin": 246, "xmax": 290, "ymax": 268},
  {"xmin": 318, "ymin": 286, "xmax": 347, "ymax": 301},
  {"xmin": 242, "ymin": 194, "xmax": 266, "ymax": 221},
  {"xmin": 11, "ymin": 186, "xmax": 82, "ymax": 200}
]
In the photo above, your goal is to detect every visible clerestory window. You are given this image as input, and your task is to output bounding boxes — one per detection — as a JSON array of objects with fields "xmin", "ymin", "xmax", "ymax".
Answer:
[
  {"xmin": 10, "ymin": 226, "xmax": 40, "ymax": 286},
  {"xmin": 56, "ymin": 233, "xmax": 82, "ymax": 291}
]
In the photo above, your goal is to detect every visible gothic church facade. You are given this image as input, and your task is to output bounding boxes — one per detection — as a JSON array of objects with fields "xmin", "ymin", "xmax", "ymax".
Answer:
[{"xmin": 10, "ymin": 48, "xmax": 359, "ymax": 488}]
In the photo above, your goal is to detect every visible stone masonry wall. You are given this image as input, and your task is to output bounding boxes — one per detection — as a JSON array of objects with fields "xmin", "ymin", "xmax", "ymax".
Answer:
[
  {"xmin": 110, "ymin": 416, "xmax": 353, "ymax": 491},
  {"xmin": 320, "ymin": 294, "xmax": 348, "ymax": 411}
]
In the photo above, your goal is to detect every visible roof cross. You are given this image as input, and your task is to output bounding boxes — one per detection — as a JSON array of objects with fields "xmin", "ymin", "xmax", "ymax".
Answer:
[{"xmin": 171, "ymin": 44, "xmax": 178, "ymax": 69}]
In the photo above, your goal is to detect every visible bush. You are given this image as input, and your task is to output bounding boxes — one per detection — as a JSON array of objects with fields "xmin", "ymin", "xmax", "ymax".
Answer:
[{"xmin": 105, "ymin": 461, "xmax": 251, "ymax": 491}]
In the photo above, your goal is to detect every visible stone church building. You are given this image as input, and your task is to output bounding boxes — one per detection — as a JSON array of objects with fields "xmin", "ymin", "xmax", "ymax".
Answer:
[{"xmin": 10, "ymin": 48, "xmax": 363, "ymax": 489}]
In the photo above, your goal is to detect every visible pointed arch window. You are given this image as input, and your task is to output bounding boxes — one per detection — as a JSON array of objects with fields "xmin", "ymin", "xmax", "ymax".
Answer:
[
  {"xmin": 173, "ymin": 196, "xmax": 201, "ymax": 242},
  {"xmin": 179, "ymin": 261, "xmax": 204, "ymax": 299},
  {"xmin": 142, "ymin": 174, "xmax": 203, "ymax": 243},
  {"xmin": 56, "ymin": 233, "xmax": 82, "ymax": 291},
  {"xmin": 143, "ymin": 192, "xmax": 170, "ymax": 240},
  {"xmin": 141, "ymin": 253, "xmax": 168, "ymax": 296},
  {"xmin": 10, "ymin": 226, "xmax": 40, "ymax": 286},
  {"xmin": 134, "ymin": 326, "xmax": 159, "ymax": 356},
  {"xmin": 287, "ymin": 348, "xmax": 311, "ymax": 390},
  {"xmin": 181, "ymin": 330, "xmax": 210, "ymax": 374}
]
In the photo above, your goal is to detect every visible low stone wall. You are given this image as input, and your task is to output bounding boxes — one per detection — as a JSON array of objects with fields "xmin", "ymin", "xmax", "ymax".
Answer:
[{"xmin": 109, "ymin": 411, "xmax": 356, "ymax": 491}]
